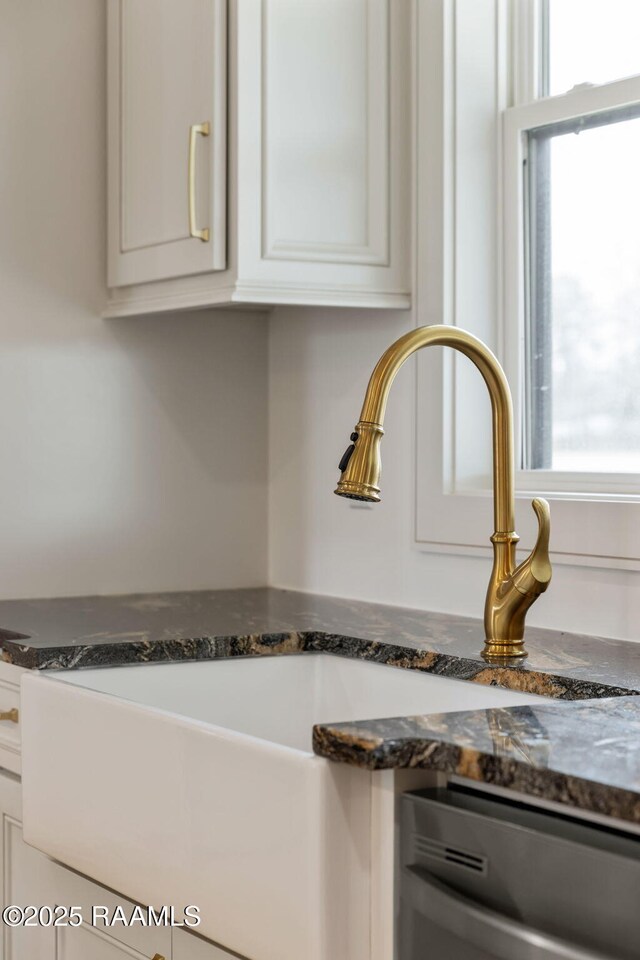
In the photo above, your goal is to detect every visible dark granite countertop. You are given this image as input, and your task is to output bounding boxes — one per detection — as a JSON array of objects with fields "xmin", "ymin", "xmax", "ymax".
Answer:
[
  {"xmin": 2, "ymin": 587, "xmax": 640, "ymax": 824},
  {"xmin": 314, "ymin": 697, "xmax": 640, "ymax": 824},
  {"xmin": 1, "ymin": 587, "xmax": 638, "ymax": 695}
]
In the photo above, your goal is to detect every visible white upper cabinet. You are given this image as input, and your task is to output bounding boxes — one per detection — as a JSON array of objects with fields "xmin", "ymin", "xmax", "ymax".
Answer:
[
  {"xmin": 108, "ymin": 0, "xmax": 227, "ymax": 287},
  {"xmin": 106, "ymin": 0, "xmax": 411, "ymax": 316}
]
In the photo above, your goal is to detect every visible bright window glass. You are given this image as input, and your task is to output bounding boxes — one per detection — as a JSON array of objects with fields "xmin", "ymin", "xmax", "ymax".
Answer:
[
  {"xmin": 525, "ymin": 108, "xmax": 640, "ymax": 472},
  {"xmin": 547, "ymin": 0, "xmax": 640, "ymax": 96}
]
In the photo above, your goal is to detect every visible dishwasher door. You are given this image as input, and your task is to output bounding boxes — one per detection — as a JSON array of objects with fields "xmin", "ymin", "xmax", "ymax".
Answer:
[{"xmin": 399, "ymin": 786, "xmax": 640, "ymax": 960}]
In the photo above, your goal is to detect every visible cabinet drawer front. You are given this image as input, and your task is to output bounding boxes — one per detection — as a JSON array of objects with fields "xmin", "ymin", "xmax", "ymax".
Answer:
[{"xmin": 0, "ymin": 678, "xmax": 21, "ymax": 773}]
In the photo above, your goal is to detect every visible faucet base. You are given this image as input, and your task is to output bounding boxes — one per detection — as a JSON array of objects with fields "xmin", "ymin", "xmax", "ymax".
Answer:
[{"xmin": 481, "ymin": 638, "xmax": 528, "ymax": 662}]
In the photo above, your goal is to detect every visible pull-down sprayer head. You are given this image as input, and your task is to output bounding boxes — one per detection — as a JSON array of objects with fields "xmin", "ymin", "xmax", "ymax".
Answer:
[{"xmin": 335, "ymin": 422, "xmax": 383, "ymax": 502}]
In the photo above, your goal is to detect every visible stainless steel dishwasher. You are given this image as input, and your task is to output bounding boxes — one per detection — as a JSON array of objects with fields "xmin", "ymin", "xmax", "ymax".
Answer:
[{"xmin": 400, "ymin": 785, "xmax": 640, "ymax": 960}]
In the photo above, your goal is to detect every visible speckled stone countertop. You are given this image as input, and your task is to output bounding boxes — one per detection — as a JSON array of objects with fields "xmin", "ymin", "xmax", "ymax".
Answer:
[
  {"xmin": 314, "ymin": 698, "xmax": 640, "ymax": 823},
  {"xmin": 1, "ymin": 587, "xmax": 638, "ymax": 695},
  {"xmin": 2, "ymin": 587, "xmax": 640, "ymax": 823}
]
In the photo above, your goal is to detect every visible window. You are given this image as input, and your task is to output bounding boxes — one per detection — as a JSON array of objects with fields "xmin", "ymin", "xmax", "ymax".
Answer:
[
  {"xmin": 415, "ymin": 0, "xmax": 640, "ymax": 568},
  {"xmin": 509, "ymin": 0, "xmax": 640, "ymax": 480}
]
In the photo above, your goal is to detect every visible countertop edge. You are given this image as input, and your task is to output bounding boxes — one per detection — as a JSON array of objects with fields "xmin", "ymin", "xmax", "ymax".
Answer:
[
  {"xmin": 3, "ymin": 630, "xmax": 638, "ymax": 703},
  {"xmin": 312, "ymin": 723, "xmax": 640, "ymax": 824}
]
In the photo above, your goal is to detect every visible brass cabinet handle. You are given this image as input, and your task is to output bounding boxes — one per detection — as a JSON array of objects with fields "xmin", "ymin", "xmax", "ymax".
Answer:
[
  {"xmin": 150, "ymin": 955, "xmax": 166, "ymax": 960},
  {"xmin": 0, "ymin": 708, "xmax": 18, "ymax": 723},
  {"xmin": 188, "ymin": 122, "xmax": 210, "ymax": 241}
]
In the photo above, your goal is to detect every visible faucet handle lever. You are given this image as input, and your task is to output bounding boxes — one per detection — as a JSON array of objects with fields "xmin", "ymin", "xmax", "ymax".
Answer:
[
  {"xmin": 511, "ymin": 498, "xmax": 552, "ymax": 597},
  {"xmin": 530, "ymin": 497, "xmax": 552, "ymax": 586}
]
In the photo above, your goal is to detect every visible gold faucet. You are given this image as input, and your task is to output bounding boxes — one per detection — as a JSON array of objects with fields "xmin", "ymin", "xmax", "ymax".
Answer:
[{"xmin": 335, "ymin": 325, "xmax": 551, "ymax": 661}]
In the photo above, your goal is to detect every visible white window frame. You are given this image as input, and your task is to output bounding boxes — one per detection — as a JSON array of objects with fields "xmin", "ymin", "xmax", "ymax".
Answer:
[{"xmin": 414, "ymin": 0, "xmax": 640, "ymax": 571}]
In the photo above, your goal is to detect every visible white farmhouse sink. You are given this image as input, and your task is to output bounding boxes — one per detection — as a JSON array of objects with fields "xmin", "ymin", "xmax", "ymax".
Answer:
[{"xmin": 21, "ymin": 654, "xmax": 545, "ymax": 960}]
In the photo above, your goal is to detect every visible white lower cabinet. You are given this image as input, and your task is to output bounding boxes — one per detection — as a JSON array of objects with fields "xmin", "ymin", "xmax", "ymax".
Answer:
[
  {"xmin": 45, "ymin": 860, "xmax": 172, "ymax": 960},
  {"xmin": 0, "ymin": 771, "xmax": 238, "ymax": 960},
  {"xmin": 173, "ymin": 929, "xmax": 234, "ymax": 960},
  {"xmin": 0, "ymin": 770, "xmax": 59, "ymax": 960},
  {"xmin": 0, "ymin": 662, "xmax": 25, "ymax": 776},
  {"xmin": 54, "ymin": 924, "xmax": 165, "ymax": 960}
]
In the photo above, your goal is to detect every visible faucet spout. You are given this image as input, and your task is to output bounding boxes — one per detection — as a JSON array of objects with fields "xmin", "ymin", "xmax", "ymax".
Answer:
[{"xmin": 334, "ymin": 325, "xmax": 552, "ymax": 661}]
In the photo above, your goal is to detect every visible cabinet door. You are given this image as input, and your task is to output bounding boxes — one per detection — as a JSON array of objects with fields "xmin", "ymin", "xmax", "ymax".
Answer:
[
  {"xmin": 45, "ymin": 858, "xmax": 171, "ymax": 960},
  {"xmin": 55, "ymin": 924, "xmax": 167, "ymax": 960},
  {"xmin": 108, "ymin": 0, "xmax": 227, "ymax": 287},
  {"xmin": 0, "ymin": 773, "xmax": 57, "ymax": 960},
  {"xmin": 0, "ymin": 772, "xmax": 171, "ymax": 960},
  {"xmin": 0, "ymin": 775, "xmax": 240, "ymax": 960},
  {"xmin": 173, "ymin": 928, "xmax": 239, "ymax": 960}
]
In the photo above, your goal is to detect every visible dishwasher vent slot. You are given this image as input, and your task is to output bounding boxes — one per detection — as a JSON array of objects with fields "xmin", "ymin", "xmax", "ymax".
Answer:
[{"xmin": 413, "ymin": 835, "xmax": 488, "ymax": 875}]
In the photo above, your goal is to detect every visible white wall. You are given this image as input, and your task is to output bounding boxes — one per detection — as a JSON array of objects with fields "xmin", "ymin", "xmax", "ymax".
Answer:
[
  {"xmin": 268, "ymin": 306, "xmax": 640, "ymax": 642},
  {"xmin": 3, "ymin": 0, "xmax": 639, "ymax": 639},
  {"xmin": 0, "ymin": 0, "xmax": 268, "ymax": 598}
]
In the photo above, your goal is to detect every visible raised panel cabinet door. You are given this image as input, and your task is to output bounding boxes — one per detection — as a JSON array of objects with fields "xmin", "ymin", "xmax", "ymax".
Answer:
[
  {"xmin": 0, "ymin": 775, "xmax": 56, "ymax": 960},
  {"xmin": 40, "ymin": 855, "xmax": 172, "ymax": 960},
  {"xmin": 172, "ymin": 928, "xmax": 240, "ymax": 959},
  {"xmin": 55, "ymin": 923, "xmax": 166, "ymax": 960},
  {"xmin": 108, "ymin": 0, "xmax": 227, "ymax": 287},
  {"xmin": 261, "ymin": 0, "xmax": 390, "ymax": 266}
]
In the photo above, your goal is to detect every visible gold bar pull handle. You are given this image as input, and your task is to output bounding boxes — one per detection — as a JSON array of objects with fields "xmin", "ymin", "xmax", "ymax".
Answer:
[
  {"xmin": 0, "ymin": 708, "xmax": 18, "ymax": 723},
  {"xmin": 188, "ymin": 122, "xmax": 210, "ymax": 242}
]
